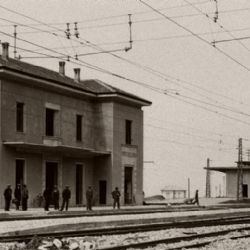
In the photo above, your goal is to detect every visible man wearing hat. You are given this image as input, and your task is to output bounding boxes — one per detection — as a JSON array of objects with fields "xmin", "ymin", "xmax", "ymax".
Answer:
[
  {"xmin": 60, "ymin": 186, "xmax": 71, "ymax": 211},
  {"xmin": 3, "ymin": 185, "xmax": 12, "ymax": 211}
]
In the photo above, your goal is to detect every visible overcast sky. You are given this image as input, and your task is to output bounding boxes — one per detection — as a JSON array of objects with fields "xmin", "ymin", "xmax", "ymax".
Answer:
[{"xmin": 1, "ymin": 0, "xmax": 250, "ymax": 197}]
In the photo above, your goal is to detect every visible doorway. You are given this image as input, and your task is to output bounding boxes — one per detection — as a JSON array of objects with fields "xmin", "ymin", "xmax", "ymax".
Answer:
[
  {"xmin": 99, "ymin": 180, "xmax": 107, "ymax": 205},
  {"xmin": 124, "ymin": 166, "xmax": 133, "ymax": 204},
  {"xmin": 243, "ymin": 184, "xmax": 248, "ymax": 198},
  {"xmin": 45, "ymin": 162, "xmax": 58, "ymax": 191},
  {"xmin": 76, "ymin": 164, "xmax": 83, "ymax": 205},
  {"xmin": 16, "ymin": 159, "xmax": 25, "ymax": 187}
]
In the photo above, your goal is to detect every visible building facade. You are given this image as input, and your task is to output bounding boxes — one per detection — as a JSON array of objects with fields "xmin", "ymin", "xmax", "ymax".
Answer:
[
  {"xmin": 0, "ymin": 42, "xmax": 151, "ymax": 208},
  {"xmin": 161, "ymin": 185, "xmax": 187, "ymax": 200},
  {"xmin": 206, "ymin": 164, "xmax": 250, "ymax": 198}
]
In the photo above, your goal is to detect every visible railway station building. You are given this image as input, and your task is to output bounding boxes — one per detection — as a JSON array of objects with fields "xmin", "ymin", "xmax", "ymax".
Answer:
[
  {"xmin": 206, "ymin": 162, "xmax": 250, "ymax": 198},
  {"xmin": 0, "ymin": 42, "xmax": 151, "ymax": 208}
]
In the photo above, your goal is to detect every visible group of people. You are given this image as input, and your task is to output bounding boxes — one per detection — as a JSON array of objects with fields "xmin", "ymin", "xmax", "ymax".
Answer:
[
  {"xmin": 43, "ymin": 185, "xmax": 71, "ymax": 211},
  {"xmin": 3, "ymin": 184, "xmax": 29, "ymax": 211},
  {"xmin": 3, "ymin": 185, "xmax": 122, "ymax": 211}
]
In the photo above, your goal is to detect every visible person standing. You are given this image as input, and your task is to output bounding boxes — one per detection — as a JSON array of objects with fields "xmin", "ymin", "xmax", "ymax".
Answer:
[
  {"xmin": 86, "ymin": 186, "xmax": 93, "ymax": 211},
  {"xmin": 52, "ymin": 185, "xmax": 60, "ymax": 210},
  {"xmin": 4, "ymin": 185, "xmax": 12, "ymax": 211},
  {"xmin": 21, "ymin": 184, "xmax": 29, "ymax": 211},
  {"xmin": 112, "ymin": 187, "xmax": 121, "ymax": 209},
  {"xmin": 43, "ymin": 187, "xmax": 51, "ymax": 211},
  {"xmin": 14, "ymin": 184, "xmax": 21, "ymax": 210},
  {"xmin": 60, "ymin": 186, "xmax": 71, "ymax": 211},
  {"xmin": 194, "ymin": 189, "xmax": 199, "ymax": 206}
]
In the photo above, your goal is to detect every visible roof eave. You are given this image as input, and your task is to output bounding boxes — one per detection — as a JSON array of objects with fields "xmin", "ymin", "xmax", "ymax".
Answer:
[{"xmin": 97, "ymin": 93, "xmax": 152, "ymax": 107}]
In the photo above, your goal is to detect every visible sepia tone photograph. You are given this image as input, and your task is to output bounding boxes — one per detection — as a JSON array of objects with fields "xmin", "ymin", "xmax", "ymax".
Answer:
[{"xmin": 0, "ymin": 0, "xmax": 250, "ymax": 249}]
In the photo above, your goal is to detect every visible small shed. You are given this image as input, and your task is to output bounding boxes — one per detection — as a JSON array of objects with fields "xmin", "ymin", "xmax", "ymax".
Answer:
[{"xmin": 161, "ymin": 185, "xmax": 187, "ymax": 199}]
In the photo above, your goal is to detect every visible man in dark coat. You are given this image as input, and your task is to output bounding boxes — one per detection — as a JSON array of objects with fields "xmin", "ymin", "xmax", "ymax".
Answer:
[
  {"xmin": 43, "ymin": 187, "xmax": 51, "ymax": 211},
  {"xmin": 21, "ymin": 184, "xmax": 29, "ymax": 211},
  {"xmin": 52, "ymin": 185, "xmax": 60, "ymax": 210},
  {"xmin": 14, "ymin": 184, "xmax": 21, "ymax": 210},
  {"xmin": 194, "ymin": 190, "xmax": 199, "ymax": 205},
  {"xmin": 60, "ymin": 186, "xmax": 71, "ymax": 211},
  {"xmin": 86, "ymin": 186, "xmax": 93, "ymax": 211},
  {"xmin": 112, "ymin": 187, "xmax": 121, "ymax": 209},
  {"xmin": 4, "ymin": 185, "xmax": 12, "ymax": 211}
]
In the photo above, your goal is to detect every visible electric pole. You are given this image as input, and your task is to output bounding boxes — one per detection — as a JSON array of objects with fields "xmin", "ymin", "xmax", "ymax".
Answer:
[
  {"xmin": 205, "ymin": 158, "xmax": 211, "ymax": 198},
  {"xmin": 188, "ymin": 178, "xmax": 190, "ymax": 199},
  {"xmin": 237, "ymin": 138, "xmax": 243, "ymax": 200}
]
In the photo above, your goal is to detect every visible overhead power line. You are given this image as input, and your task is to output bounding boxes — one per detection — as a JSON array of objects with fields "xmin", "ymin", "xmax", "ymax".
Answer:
[
  {"xmin": 1, "ymin": 3, "xmax": 250, "ymax": 111},
  {"xmin": 183, "ymin": 0, "xmax": 250, "ymax": 54},
  {"xmin": 139, "ymin": 0, "xmax": 250, "ymax": 74},
  {"xmin": 2, "ymin": 4, "xmax": 250, "ymax": 129},
  {"xmin": 0, "ymin": 0, "xmax": 212, "ymax": 28}
]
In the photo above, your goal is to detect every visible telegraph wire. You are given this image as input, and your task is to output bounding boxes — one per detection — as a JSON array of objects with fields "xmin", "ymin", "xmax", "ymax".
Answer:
[
  {"xmin": 146, "ymin": 115, "xmax": 250, "ymax": 141},
  {"xmin": 0, "ymin": 7, "xmax": 249, "ymax": 111},
  {"xmin": 15, "ymin": 7, "xmax": 250, "ymax": 35},
  {"xmin": 3, "ymin": 29, "xmax": 250, "ymax": 128},
  {"xmin": 214, "ymin": 36, "xmax": 250, "ymax": 44},
  {"xmin": 0, "ymin": 0, "xmax": 212, "ymax": 28},
  {"xmin": 139, "ymin": 0, "xmax": 250, "ymax": 73},
  {"xmin": 2, "ymin": 6, "xmax": 250, "ymax": 127},
  {"xmin": 22, "ymin": 26, "xmax": 250, "ymax": 53},
  {"xmin": 166, "ymin": 92, "xmax": 250, "ymax": 126},
  {"xmin": 183, "ymin": 0, "xmax": 250, "ymax": 53}
]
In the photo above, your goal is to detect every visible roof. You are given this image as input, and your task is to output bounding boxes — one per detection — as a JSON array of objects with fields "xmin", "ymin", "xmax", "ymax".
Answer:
[
  {"xmin": 204, "ymin": 166, "xmax": 250, "ymax": 173},
  {"xmin": 161, "ymin": 185, "xmax": 186, "ymax": 191},
  {"xmin": 0, "ymin": 56, "xmax": 151, "ymax": 106}
]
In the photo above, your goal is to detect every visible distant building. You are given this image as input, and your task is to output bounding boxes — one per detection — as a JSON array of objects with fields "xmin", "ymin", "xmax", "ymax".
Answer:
[
  {"xmin": 161, "ymin": 185, "xmax": 186, "ymax": 199},
  {"xmin": 205, "ymin": 162, "xmax": 250, "ymax": 198},
  {"xmin": 0, "ymin": 42, "xmax": 151, "ymax": 208}
]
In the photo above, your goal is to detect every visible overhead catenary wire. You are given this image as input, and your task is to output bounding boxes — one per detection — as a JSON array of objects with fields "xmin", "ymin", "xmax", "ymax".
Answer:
[
  {"xmin": 0, "ymin": 0, "xmax": 212, "ymax": 28},
  {"xmin": 2, "ymin": 5, "xmax": 250, "ymax": 130},
  {"xmin": 3, "ymin": 27, "xmax": 250, "ymax": 130},
  {"xmin": 139, "ymin": 0, "xmax": 250, "ymax": 74},
  {"xmin": 183, "ymin": 0, "xmax": 250, "ymax": 53},
  {"xmin": 0, "ymin": 5, "xmax": 249, "ymax": 110}
]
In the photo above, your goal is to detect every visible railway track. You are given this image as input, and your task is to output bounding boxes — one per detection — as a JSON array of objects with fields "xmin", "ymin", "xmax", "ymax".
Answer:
[
  {"xmin": 2, "ymin": 213, "xmax": 250, "ymax": 243},
  {"xmin": 99, "ymin": 226, "xmax": 250, "ymax": 250}
]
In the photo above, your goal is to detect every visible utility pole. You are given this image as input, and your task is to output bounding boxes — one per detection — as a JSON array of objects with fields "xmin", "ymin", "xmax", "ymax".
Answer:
[
  {"xmin": 13, "ymin": 25, "xmax": 17, "ymax": 59},
  {"xmin": 205, "ymin": 158, "xmax": 211, "ymax": 198},
  {"xmin": 187, "ymin": 178, "xmax": 190, "ymax": 199},
  {"xmin": 237, "ymin": 138, "xmax": 243, "ymax": 200},
  {"xmin": 247, "ymin": 149, "xmax": 250, "ymax": 161}
]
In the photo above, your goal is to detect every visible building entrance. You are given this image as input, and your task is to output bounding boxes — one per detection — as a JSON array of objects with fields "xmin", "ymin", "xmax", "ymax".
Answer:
[
  {"xmin": 16, "ymin": 159, "xmax": 25, "ymax": 187},
  {"xmin": 243, "ymin": 184, "xmax": 248, "ymax": 198},
  {"xmin": 45, "ymin": 162, "xmax": 58, "ymax": 191},
  {"xmin": 124, "ymin": 166, "xmax": 133, "ymax": 204},
  {"xmin": 99, "ymin": 180, "xmax": 107, "ymax": 204},
  {"xmin": 76, "ymin": 164, "xmax": 83, "ymax": 205}
]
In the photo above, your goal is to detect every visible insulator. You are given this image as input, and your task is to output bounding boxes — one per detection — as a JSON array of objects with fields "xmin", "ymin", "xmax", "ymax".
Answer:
[
  {"xmin": 65, "ymin": 23, "xmax": 71, "ymax": 39},
  {"xmin": 74, "ymin": 22, "xmax": 80, "ymax": 38}
]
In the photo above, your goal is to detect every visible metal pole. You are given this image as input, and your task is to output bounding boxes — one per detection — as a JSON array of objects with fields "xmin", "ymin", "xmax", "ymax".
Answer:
[
  {"xmin": 14, "ymin": 25, "xmax": 17, "ymax": 59},
  {"xmin": 206, "ymin": 158, "xmax": 211, "ymax": 198},
  {"xmin": 188, "ymin": 178, "xmax": 190, "ymax": 199},
  {"xmin": 237, "ymin": 138, "xmax": 243, "ymax": 200}
]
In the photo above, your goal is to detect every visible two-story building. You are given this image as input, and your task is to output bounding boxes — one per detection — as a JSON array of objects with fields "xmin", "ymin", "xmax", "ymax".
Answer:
[{"xmin": 0, "ymin": 42, "xmax": 151, "ymax": 208}]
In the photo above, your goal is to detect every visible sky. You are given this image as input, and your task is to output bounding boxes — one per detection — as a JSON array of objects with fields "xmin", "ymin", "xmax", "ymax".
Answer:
[{"xmin": 1, "ymin": 0, "xmax": 250, "ymax": 197}]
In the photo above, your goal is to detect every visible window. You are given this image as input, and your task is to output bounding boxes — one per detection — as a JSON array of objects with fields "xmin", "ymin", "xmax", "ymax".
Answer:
[
  {"xmin": 76, "ymin": 115, "xmax": 82, "ymax": 141},
  {"xmin": 125, "ymin": 120, "xmax": 132, "ymax": 145},
  {"xmin": 16, "ymin": 102, "xmax": 24, "ymax": 132},
  {"xmin": 45, "ymin": 108, "xmax": 55, "ymax": 136}
]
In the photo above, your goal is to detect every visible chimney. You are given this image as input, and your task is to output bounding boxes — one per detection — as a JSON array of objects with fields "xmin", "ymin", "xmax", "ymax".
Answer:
[
  {"xmin": 74, "ymin": 68, "xmax": 80, "ymax": 82},
  {"xmin": 2, "ymin": 42, "xmax": 9, "ymax": 59},
  {"xmin": 59, "ymin": 61, "xmax": 65, "ymax": 75}
]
